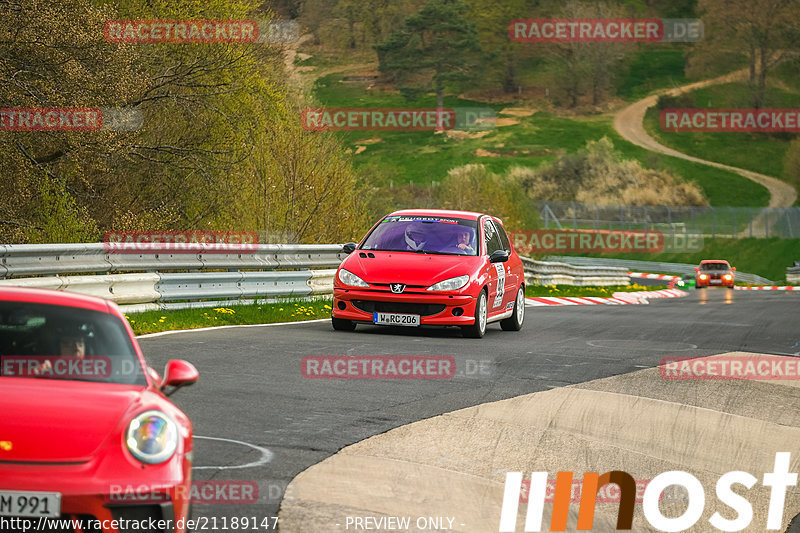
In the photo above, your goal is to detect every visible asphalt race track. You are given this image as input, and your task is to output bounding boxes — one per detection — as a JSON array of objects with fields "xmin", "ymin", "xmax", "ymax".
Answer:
[{"xmin": 138, "ymin": 289, "xmax": 800, "ymax": 530}]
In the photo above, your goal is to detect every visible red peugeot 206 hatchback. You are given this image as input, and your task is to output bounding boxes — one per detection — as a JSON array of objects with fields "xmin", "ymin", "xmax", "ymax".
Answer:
[
  {"xmin": 0, "ymin": 286, "xmax": 198, "ymax": 533},
  {"xmin": 331, "ymin": 209, "xmax": 526, "ymax": 338}
]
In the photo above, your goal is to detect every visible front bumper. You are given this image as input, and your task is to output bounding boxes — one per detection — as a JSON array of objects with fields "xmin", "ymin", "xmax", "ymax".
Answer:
[
  {"xmin": 697, "ymin": 277, "xmax": 734, "ymax": 288},
  {"xmin": 332, "ymin": 288, "xmax": 477, "ymax": 326},
  {"xmin": 0, "ymin": 460, "xmax": 189, "ymax": 533}
]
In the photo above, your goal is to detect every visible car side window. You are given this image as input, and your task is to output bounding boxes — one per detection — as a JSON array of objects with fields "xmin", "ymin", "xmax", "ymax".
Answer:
[
  {"xmin": 483, "ymin": 219, "xmax": 503, "ymax": 256},
  {"xmin": 494, "ymin": 222, "xmax": 511, "ymax": 252}
]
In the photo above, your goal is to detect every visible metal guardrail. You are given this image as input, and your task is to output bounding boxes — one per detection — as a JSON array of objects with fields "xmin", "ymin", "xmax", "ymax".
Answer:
[
  {"xmin": 0, "ymin": 243, "xmax": 647, "ymax": 311},
  {"xmin": 521, "ymin": 257, "xmax": 630, "ymax": 286},
  {"xmin": 0, "ymin": 243, "xmax": 346, "ymax": 278},
  {"xmin": 787, "ymin": 266, "xmax": 800, "ymax": 284},
  {"xmin": 544, "ymin": 256, "xmax": 775, "ymax": 285}
]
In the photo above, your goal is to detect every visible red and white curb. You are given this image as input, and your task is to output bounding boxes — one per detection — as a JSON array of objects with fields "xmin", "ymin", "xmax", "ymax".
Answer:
[
  {"xmin": 734, "ymin": 286, "xmax": 800, "ymax": 291},
  {"xmin": 629, "ymin": 272, "xmax": 681, "ymax": 282},
  {"xmin": 526, "ymin": 289, "xmax": 686, "ymax": 307}
]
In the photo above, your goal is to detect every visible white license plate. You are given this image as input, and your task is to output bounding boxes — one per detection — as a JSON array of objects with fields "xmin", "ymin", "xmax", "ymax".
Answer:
[
  {"xmin": 0, "ymin": 490, "xmax": 61, "ymax": 518},
  {"xmin": 373, "ymin": 312, "xmax": 420, "ymax": 327},
  {"xmin": 710, "ymin": 279, "xmax": 722, "ymax": 284}
]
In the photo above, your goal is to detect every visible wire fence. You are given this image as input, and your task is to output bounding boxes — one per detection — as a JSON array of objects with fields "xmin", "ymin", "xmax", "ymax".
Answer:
[{"xmin": 537, "ymin": 201, "xmax": 800, "ymax": 239}]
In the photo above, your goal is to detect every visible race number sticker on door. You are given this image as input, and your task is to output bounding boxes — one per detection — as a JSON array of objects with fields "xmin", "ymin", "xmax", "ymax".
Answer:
[{"xmin": 493, "ymin": 263, "xmax": 505, "ymax": 308}]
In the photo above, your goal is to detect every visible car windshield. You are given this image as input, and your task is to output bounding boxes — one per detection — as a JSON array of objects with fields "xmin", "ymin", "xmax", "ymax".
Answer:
[
  {"xmin": 361, "ymin": 216, "xmax": 479, "ymax": 255},
  {"xmin": 0, "ymin": 302, "xmax": 146, "ymax": 385},
  {"xmin": 700, "ymin": 263, "xmax": 730, "ymax": 271}
]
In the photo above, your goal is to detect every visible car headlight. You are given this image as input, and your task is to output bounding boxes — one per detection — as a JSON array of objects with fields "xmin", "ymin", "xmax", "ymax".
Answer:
[
  {"xmin": 126, "ymin": 410, "xmax": 178, "ymax": 464},
  {"xmin": 427, "ymin": 275, "xmax": 469, "ymax": 292},
  {"xmin": 338, "ymin": 268, "xmax": 369, "ymax": 288},
  {"xmin": 723, "ymin": 274, "xmax": 733, "ymax": 280},
  {"xmin": 699, "ymin": 274, "xmax": 708, "ymax": 280}
]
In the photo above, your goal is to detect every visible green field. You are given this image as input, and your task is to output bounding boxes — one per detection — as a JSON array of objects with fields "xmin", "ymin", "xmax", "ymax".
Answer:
[{"xmin": 314, "ymin": 73, "xmax": 770, "ymax": 206}]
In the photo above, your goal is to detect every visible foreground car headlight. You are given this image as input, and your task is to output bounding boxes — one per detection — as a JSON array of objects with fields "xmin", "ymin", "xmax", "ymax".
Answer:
[
  {"xmin": 699, "ymin": 274, "xmax": 708, "ymax": 280},
  {"xmin": 723, "ymin": 274, "xmax": 733, "ymax": 280},
  {"xmin": 126, "ymin": 411, "xmax": 178, "ymax": 464},
  {"xmin": 427, "ymin": 275, "xmax": 469, "ymax": 292},
  {"xmin": 338, "ymin": 268, "xmax": 369, "ymax": 288}
]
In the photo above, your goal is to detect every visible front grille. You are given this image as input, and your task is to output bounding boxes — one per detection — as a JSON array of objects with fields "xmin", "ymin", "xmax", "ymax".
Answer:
[
  {"xmin": 1, "ymin": 514, "xmax": 101, "ymax": 533},
  {"xmin": 352, "ymin": 300, "xmax": 446, "ymax": 317},
  {"xmin": 109, "ymin": 504, "xmax": 166, "ymax": 532}
]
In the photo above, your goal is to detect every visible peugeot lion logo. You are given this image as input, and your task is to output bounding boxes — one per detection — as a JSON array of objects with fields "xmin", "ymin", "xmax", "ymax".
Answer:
[{"xmin": 390, "ymin": 283, "xmax": 406, "ymax": 294}]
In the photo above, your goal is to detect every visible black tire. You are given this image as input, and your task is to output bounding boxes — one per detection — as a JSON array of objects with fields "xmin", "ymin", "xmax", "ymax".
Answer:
[
  {"xmin": 462, "ymin": 290, "xmax": 487, "ymax": 338},
  {"xmin": 331, "ymin": 317, "xmax": 356, "ymax": 331},
  {"xmin": 501, "ymin": 285, "xmax": 525, "ymax": 331}
]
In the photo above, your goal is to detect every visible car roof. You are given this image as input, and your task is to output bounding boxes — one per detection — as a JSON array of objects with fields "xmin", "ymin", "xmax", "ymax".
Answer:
[
  {"xmin": 0, "ymin": 286, "xmax": 112, "ymax": 313},
  {"xmin": 387, "ymin": 209, "xmax": 486, "ymax": 222},
  {"xmin": 700, "ymin": 260, "xmax": 730, "ymax": 264}
]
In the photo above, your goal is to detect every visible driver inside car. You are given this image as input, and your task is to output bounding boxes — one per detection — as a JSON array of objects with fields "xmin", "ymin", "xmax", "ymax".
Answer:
[{"xmin": 404, "ymin": 222, "xmax": 428, "ymax": 251}]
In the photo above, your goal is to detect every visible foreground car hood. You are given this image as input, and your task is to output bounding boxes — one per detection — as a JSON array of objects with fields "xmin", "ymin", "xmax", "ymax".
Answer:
[
  {"xmin": 343, "ymin": 251, "xmax": 481, "ymax": 286},
  {"xmin": 0, "ymin": 379, "xmax": 144, "ymax": 462}
]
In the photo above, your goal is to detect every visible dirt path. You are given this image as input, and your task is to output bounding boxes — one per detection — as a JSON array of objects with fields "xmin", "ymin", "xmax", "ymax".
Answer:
[
  {"xmin": 283, "ymin": 34, "xmax": 378, "ymax": 94},
  {"xmin": 614, "ymin": 70, "xmax": 797, "ymax": 209}
]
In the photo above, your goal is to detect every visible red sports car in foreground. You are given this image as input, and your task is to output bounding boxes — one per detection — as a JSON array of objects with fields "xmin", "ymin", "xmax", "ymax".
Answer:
[
  {"xmin": 0, "ymin": 287, "xmax": 198, "ymax": 533},
  {"xmin": 695, "ymin": 259, "xmax": 736, "ymax": 288},
  {"xmin": 331, "ymin": 209, "xmax": 526, "ymax": 338}
]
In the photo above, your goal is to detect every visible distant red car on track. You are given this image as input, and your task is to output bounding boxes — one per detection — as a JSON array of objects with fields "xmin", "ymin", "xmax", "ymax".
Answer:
[
  {"xmin": 0, "ymin": 287, "xmax": 198, "ymax": 533},
  {"xmin": 695, "ymin": 260, "xmax": 736, "ymax": 288},
  {"xmin": 331, "ymin": 209, "xmax": 526, "ymax": 338}
]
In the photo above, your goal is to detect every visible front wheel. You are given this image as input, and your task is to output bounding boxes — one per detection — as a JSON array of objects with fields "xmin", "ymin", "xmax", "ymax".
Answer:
[
  {"xmin": 501, "ymin": 286, "xmax": 525, "ymax": 331},
  {"xmin": 462, "ymin": 290, "xmax": 488, "ymax": 338},
  {"xmin": 332, "ymin": 317, "xmax": 356, "ymax": 331}
]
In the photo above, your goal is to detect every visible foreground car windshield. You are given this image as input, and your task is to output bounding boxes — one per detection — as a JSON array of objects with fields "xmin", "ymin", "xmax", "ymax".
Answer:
[
  {"xmin": 0, "ymin": 302, "xmax": 145, "ymax": 385},
  {"xmin": 361, "ymin": 216, "xmax": 479, "ymax": 255},
  {"xmin": 700, "ymin": 263, "xmax": 730, "ymax": 271}
]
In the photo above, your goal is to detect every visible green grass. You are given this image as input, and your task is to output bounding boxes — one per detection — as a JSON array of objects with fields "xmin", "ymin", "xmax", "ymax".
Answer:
[
  {"xmin": 126, "ymin": 299, "xmax": 332, "ymax": 335},
  {"xmin": 312, "ymin": 59, "xmax": 773, "ymax": 207},
  {"xmin": 558, "ymin": 238, "xmax": 800, "ymax": 282},
  {"xmin": 525, "ymin": 284, "xmax": 667, "ymax": 298},
  {"xmin": 617, "ymin": 48, "xmax": 688, "ymax": 100},
  {"xmin": 645, "ymin": 81, "xmax": 800, "ymax": 184}
]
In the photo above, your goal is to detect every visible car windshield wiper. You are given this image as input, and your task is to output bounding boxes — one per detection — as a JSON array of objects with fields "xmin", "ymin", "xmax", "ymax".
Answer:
[{"xmin": 410, "ymin": 249, "xmax": 450, "ymax": 255}]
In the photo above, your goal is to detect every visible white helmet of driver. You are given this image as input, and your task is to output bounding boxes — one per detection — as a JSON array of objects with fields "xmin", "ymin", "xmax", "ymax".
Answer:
[{"xmin": 404, "ymin": 221, "xmax": 427, "ymax": 251}]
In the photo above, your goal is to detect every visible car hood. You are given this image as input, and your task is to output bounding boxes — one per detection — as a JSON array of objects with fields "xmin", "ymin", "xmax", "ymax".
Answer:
[
  {"xmin": 0, "ymin": 379, "xmax": 146, "ymax": 463},
  {"xmin": 342, "ymin": 251, "xmax": 482, "ymax": 285}
]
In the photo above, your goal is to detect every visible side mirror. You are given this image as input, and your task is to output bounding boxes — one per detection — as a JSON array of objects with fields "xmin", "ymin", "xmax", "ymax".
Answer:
[
  {"xmin": 489, "ymin": 250, "xmax": 509, "ymax": 263},
  {"xmin": 161, "ymin": 359, "xmax": 199, "ymax": 396},
  {"xmin": 731, "ymin": 267, "xmax": 736, "ymax": 271},
  {"xmin": 694, "ymin": 267, "xmax": 699, "ymax": 272},
  {"xmin": 342, "ymin": 242, "xmax": 357, "ymax": 254}
]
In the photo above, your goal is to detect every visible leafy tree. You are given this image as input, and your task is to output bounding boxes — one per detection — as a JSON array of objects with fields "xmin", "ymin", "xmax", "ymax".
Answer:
[
  {"xmin": 693, "ymin": 0, "xmax": 800, "ymax": 109},
  {"xmin": 374, "ymin": 0, "xmax": 483, "ymax": 111}
]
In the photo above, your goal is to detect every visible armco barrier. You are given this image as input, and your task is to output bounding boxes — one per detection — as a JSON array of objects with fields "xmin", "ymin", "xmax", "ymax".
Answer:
[
  {"xmin": 521, "ymin": 257, "xmax": 629, "ymax": 286},
  {"xmin": 0, "ymin": 243, "xmax": 636, "ymax": 309},
  {"xmin": 788, "ymin": 266, "xmax": 800, "ymax": 284},
  {"xmin": 0, "ymin": 244, "xmax": 346, "ymax": 278},
  {"xmin": 544, "ymin": 256, "xmax": 774, "ymax": 285}
]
